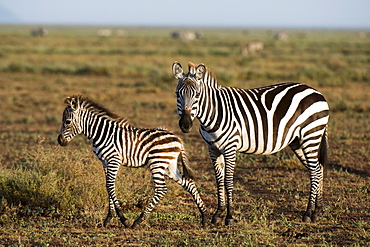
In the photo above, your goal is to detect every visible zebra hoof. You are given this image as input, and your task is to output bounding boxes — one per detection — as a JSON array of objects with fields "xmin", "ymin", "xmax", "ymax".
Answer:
[
  {"xmin": 311, "ymin": 215, "xmax": 318, "ymax": 223},
  {"xmin": 131, "ymin": 216, "xmax": 145, "ymax": 228},
  {"xmin": 211, "ymin": 215, "xmax": 222, "ymax": 225},
  {"xmin": 200, "ymin": 215, "xmax": 207, "ymax": 227},
  {"xmin": 122, "ymin": 220, "xmax": 130, "ymax": 228},
  {"xmin": 131, "ymin": 222, "xmax": 139, "ymax": 229},
  {"xmin": 103, "ymin": 216, "xmax": 112, "ymax": 227},
  {"xmin": 225, "ymin": 218, "xmax": 235, "ymax": 226},
  {"xmin": 302, "ymin": 215, "xmax": 312, "ymax": 223},
  {"xmin": 131, "ymin": 220, "xmax": 142, "ymax": 229},
  {"xmin": 118, "ymin": 217, "xmax": 130, "ymax": 228}
]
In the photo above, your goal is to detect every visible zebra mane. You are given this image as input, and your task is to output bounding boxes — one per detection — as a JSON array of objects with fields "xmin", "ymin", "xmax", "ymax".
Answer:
[
  {"xmin": 188, "ymin": 62, "xmax": 221, "ymax": 89},
  {"xmin": 66, "ymin": 95, "xmax": 129, "ymax": 126}
]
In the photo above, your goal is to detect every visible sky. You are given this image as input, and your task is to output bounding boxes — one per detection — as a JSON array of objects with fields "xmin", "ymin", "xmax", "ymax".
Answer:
[{"xmin": 0, "ymin": 0, "xmax": 369, "ymax": 29}]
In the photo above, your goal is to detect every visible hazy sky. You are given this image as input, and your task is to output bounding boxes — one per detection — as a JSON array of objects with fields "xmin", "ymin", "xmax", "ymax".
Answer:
[{"xmin": 0, "ymin": 0, "xmax": 369, "ymax": 29}]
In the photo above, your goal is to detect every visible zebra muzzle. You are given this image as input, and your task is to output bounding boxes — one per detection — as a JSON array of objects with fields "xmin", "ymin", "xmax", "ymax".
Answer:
[
  {"xmin": 57, "ymin": 134, "xmax": 69, "ymax": 146},
  {"xmin": 179, "ymin": 110, "xmax": 193, "ymax": 133}
]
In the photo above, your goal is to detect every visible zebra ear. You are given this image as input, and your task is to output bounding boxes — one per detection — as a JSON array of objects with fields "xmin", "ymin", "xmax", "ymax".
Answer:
[
  {"xmin": 64, "ymin": 97, "xmax": 78, "ymax": 110},
  {"xmin": 172, "ymin": 62, "xmax": 184, "ymax": 79},
  {"xmin": 195, "ymin": 64, "xmax": 206, "ymax": 80}
]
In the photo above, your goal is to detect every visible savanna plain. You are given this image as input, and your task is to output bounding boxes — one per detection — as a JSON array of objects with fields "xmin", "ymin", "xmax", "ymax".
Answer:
[{"xmin": 0, "ymin": 25, "xmax": 369, "ymax": 246}]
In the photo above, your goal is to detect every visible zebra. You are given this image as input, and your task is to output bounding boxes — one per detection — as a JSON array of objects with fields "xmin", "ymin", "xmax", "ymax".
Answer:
[
  {"xmin": 172, "ymin": 62, "xmax": 329, "ymax": 226},
  {"xmin": 57, "ymin": 95, "xmax": 207, "ymax": 228}
]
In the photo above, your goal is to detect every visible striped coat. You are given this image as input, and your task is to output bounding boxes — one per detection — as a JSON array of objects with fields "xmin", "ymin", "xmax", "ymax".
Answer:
[
  {"xmin": 58, "ymin": 95, "xmax": 207, "ymax": 228},
  {"xmin": 173, "ymin": 62, "xmax": 329, "ymax": 225}
]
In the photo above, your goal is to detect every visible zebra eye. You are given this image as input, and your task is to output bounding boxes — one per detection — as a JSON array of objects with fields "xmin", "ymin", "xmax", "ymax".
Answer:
[{"xmin": 65, "ymin": 120, "xmax": 71, "ymax": 125}]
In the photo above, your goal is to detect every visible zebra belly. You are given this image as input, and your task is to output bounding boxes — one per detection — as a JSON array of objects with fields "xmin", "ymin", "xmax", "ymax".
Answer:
[
  {"xmin": 238, "ymin": 143, "xmax": 284, "ymax": 155},
  {"xmin": 237, "ymin": 121, "xmax": 303, "ymax": 155},
  {"xmin": 200, "ymin": 124, "xmax": 295, "ymax": 155}
]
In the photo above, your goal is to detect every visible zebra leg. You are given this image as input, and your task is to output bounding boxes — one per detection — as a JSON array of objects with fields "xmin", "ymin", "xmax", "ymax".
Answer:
[
  {"xmin": 291, "ymin": 147, "xmax": 324, "ymax": 223},
  {"xmin": 209, "ymin": 148, "xmax": 226, "ymax": 224},
  {"xmin": 303, "ymin": 162, "xmax": 324, "ymax": 223},
  {"xmin": 224, "ymin": 151, "xmax": 237, "ymax": 226},
  {"xmin": 102, "ymin": 164, "xmax": 118, "ymax": 227},
  {"xmin": 105, "ymin": 165, "xmax": 130, "ymax": 228},
  {"xmin": 181, "ymin": 177, "xmax": 208, "ymax": 226},
  {"xmin": 165, "ymin": 160, "xmax": 207, "ymax": 226},
  {"xmin": 103, "ymin": 198, "xmax": 114, "ymax": 227},
  {"xmin": 131, "ymin": 165, "xmax": 168, "ymax": 228}
]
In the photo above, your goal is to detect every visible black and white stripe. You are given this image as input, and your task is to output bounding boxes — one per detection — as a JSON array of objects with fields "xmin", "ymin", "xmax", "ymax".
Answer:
[
  {"xmin": 173, "ymin": 62, "xmax": 329, "ymax": 225},
  {"xmin": 57, "ymin": 95, "xmax": 207, "ymax": 228}
]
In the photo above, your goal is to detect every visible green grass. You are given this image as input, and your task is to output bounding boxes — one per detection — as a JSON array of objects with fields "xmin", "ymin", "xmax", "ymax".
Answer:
[{"xmin": 0, "ymin": 25, "xmax": 369, "ymax": 246}]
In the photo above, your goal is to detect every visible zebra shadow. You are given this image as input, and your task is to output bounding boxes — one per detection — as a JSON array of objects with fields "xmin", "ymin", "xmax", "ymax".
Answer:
[
  {"xmin": 232, "ymin": 164, "xmax": 309, "ymax": 221},
  {"xmin": 327, "ymin": 161, "xmax": 370, "ymax": 178}
]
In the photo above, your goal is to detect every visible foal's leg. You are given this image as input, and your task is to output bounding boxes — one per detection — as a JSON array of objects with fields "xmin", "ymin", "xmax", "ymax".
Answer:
[
  {"xmin": 166, "ymin": 159, "xmax": 207, "ymax": 226},
  {"xmin": 105, "ymin": 161, "xmax": 129, "ymax": 228},
  {"xmin": 131, "ymin": 163, "xmax": 168, "ymax": 228},
  {"xmin": 102, "ymin": 164, "xmax": 116, "ymax": 227}
]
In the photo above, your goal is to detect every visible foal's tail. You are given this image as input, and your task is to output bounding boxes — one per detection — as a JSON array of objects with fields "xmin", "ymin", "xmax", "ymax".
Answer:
[
  {"xmin": 180, "ymin": 149, "xmax": 195, "ymax": 180},
  {"xmin": 318, "ymin": 128, "xmax": 329, "ymax": 178}
]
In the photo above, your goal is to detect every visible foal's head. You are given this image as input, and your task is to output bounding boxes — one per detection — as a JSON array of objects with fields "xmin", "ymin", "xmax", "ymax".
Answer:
[{"xmin": 57, "ymin": 96, "xmax": 84, "ymax": 146}]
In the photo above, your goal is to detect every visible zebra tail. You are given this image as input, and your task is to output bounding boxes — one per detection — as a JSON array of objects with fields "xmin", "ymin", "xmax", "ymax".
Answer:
[
  {"xmin": 319, "ymin": 128, "xmax": 329, "ymax": 178},
  {"xmin": 180, "ymin": 150, "xmax": 195, "ymax": 180}
]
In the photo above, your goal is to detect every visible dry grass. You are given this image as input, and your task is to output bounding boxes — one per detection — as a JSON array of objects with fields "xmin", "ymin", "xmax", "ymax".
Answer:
[{"xmin": 0, "ymin": 25, "xmax": 369, "ymax": 246}]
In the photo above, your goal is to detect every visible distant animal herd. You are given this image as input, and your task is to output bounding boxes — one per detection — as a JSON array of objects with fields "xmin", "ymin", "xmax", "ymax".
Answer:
[{"xmin": 30, "ymin": 27, "xmax": 369, "ymax": 59}]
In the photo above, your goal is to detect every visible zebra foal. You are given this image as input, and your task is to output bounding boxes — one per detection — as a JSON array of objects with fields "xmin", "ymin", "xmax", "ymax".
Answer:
[
  {"xmin": 172, "ymin": 62, "xmax": 329, "ymax": 226},
  {"xmin": 57, "ymin": 95, "xmax": 207, "ymax": 228}
]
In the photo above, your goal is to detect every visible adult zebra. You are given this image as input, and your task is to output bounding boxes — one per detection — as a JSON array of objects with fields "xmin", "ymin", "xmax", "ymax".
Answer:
[
  {"xmin": 57, "ymin": 95, "xmax": 207, "ymax": 228},
  {"xmin": 172, "ymin": 62, "xmax": 329, "ymax": 225}
]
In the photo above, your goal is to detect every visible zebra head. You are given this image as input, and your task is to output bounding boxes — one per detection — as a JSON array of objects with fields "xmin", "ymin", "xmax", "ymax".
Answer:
[
  {"xmin": 172, "ymin": 62, "xmax": 206, "ymax": 133},
  {"xmin": 58, "ymin": 96, "xmax": 83, "ymax": 146}
]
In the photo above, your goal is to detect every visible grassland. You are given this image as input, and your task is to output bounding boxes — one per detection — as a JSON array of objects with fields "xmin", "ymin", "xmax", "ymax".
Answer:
[{"xmin": 0, "ymin": 25, "xmax": 369, "ymax": 246}]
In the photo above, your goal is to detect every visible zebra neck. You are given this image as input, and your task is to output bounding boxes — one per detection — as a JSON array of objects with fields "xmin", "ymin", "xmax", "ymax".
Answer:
[
  {"xmin": 197, "ymin": 87, "xmax": 222, "ymax": 131},
  {"xmin": 84, "ymin": 116, "xmax": 115, "ymax": 145}
]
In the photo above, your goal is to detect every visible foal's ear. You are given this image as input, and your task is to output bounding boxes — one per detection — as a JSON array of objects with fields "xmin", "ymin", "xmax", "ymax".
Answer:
[
  {"xmin": 195, "ymin": 64, "xmax": 206, "ymax": 80},
  {"xmin": 64, "ymin": 96, "xmax": 78, "ymax": 110},
  {"xmin": 172, "ymin": 61, "xmax": 184, "ymax": 79}
]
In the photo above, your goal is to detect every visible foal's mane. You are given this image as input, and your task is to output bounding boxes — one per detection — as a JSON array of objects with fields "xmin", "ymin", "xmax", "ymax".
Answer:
[{"xmin": 70, "ymin": 95, "xmax": 129, "ymax": 125}]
